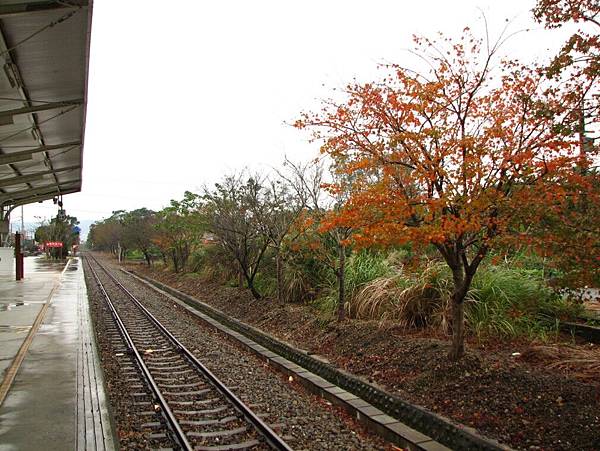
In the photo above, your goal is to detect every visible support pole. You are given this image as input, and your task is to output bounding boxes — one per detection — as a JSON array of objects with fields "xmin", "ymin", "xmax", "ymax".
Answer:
[{"xmin": 15, "ymin": 232, "xmax": 23, "ymax": 280}]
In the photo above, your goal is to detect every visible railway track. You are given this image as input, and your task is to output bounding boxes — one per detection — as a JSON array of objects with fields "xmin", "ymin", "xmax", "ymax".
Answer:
[{"xmin": 84, "ymin": 254, "xmax": 292, "ymax": 451}]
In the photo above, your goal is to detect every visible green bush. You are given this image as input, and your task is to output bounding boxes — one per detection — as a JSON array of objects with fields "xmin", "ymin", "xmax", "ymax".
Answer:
[
  {"xmin": 348, "ymin": 259, "xmax": 452, "ymax": 329},
  {"xmin": 466, "ymin": 263, "xmax": 584, "ymax": 339},
  {"xmin": 344, "ymin": 250, "xmax": 395, "ymax": 297},
  {"xmin": 192, "ymin": 245, "xmax": 239, "ymax": 283},
  {"xmin": 252, "ymin": 272, "xmax": 277, "ymax": 298},
  {"xmin": 339, "ymin": 251, "xmax": 583, "ymax": 340},
  {"xmin": 284, "ymin": 252, "xmax": 334, "ymax": 304},
  {"xmin": 313, "ymin": 250, "xmax": 394, "ymax": 315}
]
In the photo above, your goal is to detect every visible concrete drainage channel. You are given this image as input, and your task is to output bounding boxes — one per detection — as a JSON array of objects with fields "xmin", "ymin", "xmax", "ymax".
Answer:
[
  {"xmin": 560, "ymin": 321, "xmax": 600, "ymax": 344},
  {"xmin": 125, "ymin": 269, "xmax": 512, "ymax": 451}
]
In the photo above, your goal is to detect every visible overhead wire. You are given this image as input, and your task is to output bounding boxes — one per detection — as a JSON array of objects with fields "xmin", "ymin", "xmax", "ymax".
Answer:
[
  {"xmin": 0, "ymin": 106, "xmax": 80, "ymax": 144},
  {"xmin": 0, "ymin": 97, "xmax": 69, "ymax": 104},
  {"xmin": 0, "ymin": 8, "xmax": 81, "ymax": 59}
]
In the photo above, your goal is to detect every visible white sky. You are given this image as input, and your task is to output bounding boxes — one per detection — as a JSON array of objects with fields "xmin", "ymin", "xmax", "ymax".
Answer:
[{"xmin": 18, "ymin": 0, "xmax": 578, "ymax": 230}]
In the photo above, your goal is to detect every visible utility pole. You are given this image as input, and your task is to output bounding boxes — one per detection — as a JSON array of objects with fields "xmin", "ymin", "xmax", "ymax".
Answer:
[
  {"xmin": 579, "ymin": 93, "xmax": 587, "ymax": 173},
  {"xmin": 15, "ymin": 232, "xmax": 23, "ymax": 280},
  {"xmin": 20, "ymin": 205, "xmax": 24, "ymax": 241}
]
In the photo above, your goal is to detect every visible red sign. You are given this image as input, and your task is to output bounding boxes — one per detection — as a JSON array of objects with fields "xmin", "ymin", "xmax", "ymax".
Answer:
[{"xmin": 45, "ymin": 241, "xmax": 63, "ymax": 248}]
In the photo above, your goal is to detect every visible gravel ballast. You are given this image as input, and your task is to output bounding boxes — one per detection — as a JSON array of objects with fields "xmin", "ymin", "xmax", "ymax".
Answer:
[{"xmin": 85, "ymin": 255, "xmax": 389, "ymax": 450}]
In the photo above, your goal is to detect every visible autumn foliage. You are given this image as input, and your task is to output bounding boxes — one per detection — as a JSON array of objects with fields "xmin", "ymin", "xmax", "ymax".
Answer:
[
  {"xmin": 296, "ymin": 29, "xmax": 596, "ymax": 359},
  {"xmin": 533, "ymin": 0, "xmax": 599, "ymax": 81}
]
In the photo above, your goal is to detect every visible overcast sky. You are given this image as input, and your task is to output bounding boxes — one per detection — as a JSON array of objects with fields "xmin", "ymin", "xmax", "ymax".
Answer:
[{"xmin": 17, "ymin": 0, "xmax": 577, "ymax": 231}]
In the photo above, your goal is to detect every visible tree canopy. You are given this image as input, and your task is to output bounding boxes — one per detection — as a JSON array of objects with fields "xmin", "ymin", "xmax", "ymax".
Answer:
[{"xmin": 296, "ymin": 28, "xmax": 596, "ymax": 359}]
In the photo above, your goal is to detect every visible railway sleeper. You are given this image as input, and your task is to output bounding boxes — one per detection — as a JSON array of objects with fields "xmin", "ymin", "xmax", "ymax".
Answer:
[
  {"xmin": 169, "ymin": 397, "xmax": 220, "ymax": 406},
  {"xmin": 174, "ymin": 406, "xmax": 230, "ymax": 416},
  {"xmin": 141, "ymin": 421, "xmax": 164, "ymax": 429},
  {"xmin": 194, "ymin": 438, "xmax": 261, "ymax": 451},
  {"xmin": 179, "ymin": 416, "xmax": 238, "ymax": 427},
  {"xmin": 163, "ymin": 389, "xmax": 211, "ymax": 397},
  {"xmin": 145, "ymin": 355, "xmax": 182, "ymax": 364},
  {"xmin": 159, "ymin": 382, "xmax": 206, "ymax": 389},
  {"xmin": 160, "ymin": 369, "xmax": 194, "ymax": 376},
  {"xmin": 187, "ymin": 426, "xmax": 250, "ymax": 439},
  {"xmin": 147, "ymin": 363, "xmax": 190, "ymax": 371}
]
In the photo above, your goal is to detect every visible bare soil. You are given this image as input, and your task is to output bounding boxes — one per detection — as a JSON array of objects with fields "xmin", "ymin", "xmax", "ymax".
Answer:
[{"xmin": 127, "ymin": 261, "xmax": 600, "ymax": 451}]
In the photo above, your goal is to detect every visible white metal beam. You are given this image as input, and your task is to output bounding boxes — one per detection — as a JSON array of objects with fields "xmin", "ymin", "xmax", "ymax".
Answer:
[
  {"xmin": 0, "ymin": 165, "xmax": 79, "ymax": 188},
  {"xmin": 0, "ymin": 141, "xmax": 81, "ymax": 165}
]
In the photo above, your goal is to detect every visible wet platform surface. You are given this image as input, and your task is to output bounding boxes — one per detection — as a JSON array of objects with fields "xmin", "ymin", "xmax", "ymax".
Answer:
[{"xmin": 0, "ymin": 257, "xmax": 115, "ymax": 451}]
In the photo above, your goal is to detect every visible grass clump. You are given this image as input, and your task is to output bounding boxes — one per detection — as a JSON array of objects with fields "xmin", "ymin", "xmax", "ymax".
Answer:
[
  {"xmin": 348, "ymin": 260, "xmax": 452, "ymax": 329},
  {"xmin": 316, "ymin": 250, "xmax": 395, "ymax": 315},
  {"xmin": 344, "ymin": 253, "xmax": 583, "ymax": 340},
  {"xmin": 467, "ymin": 264, "xmax": 583, "ymax": 339},
  {"xmin": 344, "ymin": 250, "xmax": 395, "ymax": 296}
]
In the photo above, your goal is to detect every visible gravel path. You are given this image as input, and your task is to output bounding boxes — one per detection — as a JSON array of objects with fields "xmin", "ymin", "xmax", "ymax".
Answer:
[{"xmin": 85, "ymin": 255, "xmax": 389, "ymax": 450}]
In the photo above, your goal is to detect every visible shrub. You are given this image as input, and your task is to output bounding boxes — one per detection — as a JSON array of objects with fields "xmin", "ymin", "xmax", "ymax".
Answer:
[
  {"xmin": 348, "ymin": 259, "xmax": 453, "ymax": 329},
  {"xmin": 466, "ymin": 264, "xmax": 583, "ymax": 339},
  {"xmin": 313, "ymin": 250, "xmax": 394, "ymax": 315},
  {"xmin": 344, "ymin": 253, "xmax": 583, "ymax": 340},
  {"xmin": 252, "ymin": 272, "xmax": 277, "ymax": 297},
  {"xmin": 344, "ymin": 250, "xmax": 395, "ymax": 297},
  {"xmin": 284, "ymin": 252, "xmax": 334, "ymax": 304},
  {"xmin": 192, "ymin": 245, "xmax": 238, "ymax": 283}
]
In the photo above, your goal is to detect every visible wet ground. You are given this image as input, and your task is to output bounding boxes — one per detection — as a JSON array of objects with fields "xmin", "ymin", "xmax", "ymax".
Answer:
[
  {"xmin": 0, "ymin": 257, "xmax": 65, "ymax": 379},
  {"xmin": 0, "ymin": 256, "xmax": 115, "ymax": 451}
]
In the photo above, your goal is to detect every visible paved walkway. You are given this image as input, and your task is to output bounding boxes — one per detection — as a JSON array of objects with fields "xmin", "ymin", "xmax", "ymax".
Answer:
[{"xmin": 0, "ymin": 256, "xmax": 115, "ymax": 451}]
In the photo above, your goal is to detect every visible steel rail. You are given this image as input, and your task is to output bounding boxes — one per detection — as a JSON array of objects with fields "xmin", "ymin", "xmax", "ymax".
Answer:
[
  {"xmin": 86, "ymin": 254, "xmax": 293, "ymax": 451},
  {"xmin": 85, "ymin": 258, "xmax": 194, "ymax": 451}
]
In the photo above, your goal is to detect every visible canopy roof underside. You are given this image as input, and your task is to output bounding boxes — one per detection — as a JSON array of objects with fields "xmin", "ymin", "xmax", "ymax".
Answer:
[{"xmin": 0, "ymin": 0, "xmax": 92, "ymax": 213}]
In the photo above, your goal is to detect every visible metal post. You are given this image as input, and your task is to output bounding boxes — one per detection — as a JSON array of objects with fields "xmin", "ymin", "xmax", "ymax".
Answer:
[
  {"xmin": 20, "ymin": 205, "xmax": 24, "ymax": 240},
  {"xmin": 0, "ymin": 207, "xmax": 9, "ymax": 246},
  {"xmin": 15, "ymin": 232, "xmax": 23, "ymax": 280}
]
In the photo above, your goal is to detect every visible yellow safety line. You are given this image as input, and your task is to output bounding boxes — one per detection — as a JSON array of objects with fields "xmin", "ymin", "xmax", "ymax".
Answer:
[{"xmin": 0, "ymin": 259, "xmax": 72, "ymax": 407}]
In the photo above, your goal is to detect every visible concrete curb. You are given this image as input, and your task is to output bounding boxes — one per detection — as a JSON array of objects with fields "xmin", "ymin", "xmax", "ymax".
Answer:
[
  {"xmin": 561, "ymin": 321, "xmax": 600, "ymax": 344},
  {"xmin": 126, "ymin": 269, "xmax": 512, "ymax": 451}
]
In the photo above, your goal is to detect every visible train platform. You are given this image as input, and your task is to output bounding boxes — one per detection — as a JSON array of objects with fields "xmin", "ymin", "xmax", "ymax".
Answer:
[{"xmin": 0, "ymin": 256, "xmax": 115, "ymax": 451}]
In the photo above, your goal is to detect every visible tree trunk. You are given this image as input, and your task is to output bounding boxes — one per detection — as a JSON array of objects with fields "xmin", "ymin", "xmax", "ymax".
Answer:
[
  {"xmin": 172, "ymin": 250, "xmax": 179, "ymax": 273},
  {"xmin": 143, "ymin": 250, "xmax": 151, "ymax": 266},
  {"xmin": 247, "ymin": 274, "xmax": 262, "ymax": 300},
  {"xmin": 337, "ymin": 244, "xmax": 346, "ymax": 322},
  {"xmin": 238, "ymin": 262, "xmax": 244, "ymax": 288},
  {"xmin": 181, "ymin": 244, "xmax": 189, "ymax": 271},
  {"xmin": 449, "ymin": 299, "xmax": 465, "ymax": 360},
  {"xmin": 448, "ymin": 266, "xmax": 473, "ymax": 361},
  {"xmin": 276, "ymin": 251, "xmax": 284, "ymax": 304},
  {"xmin": 248, "ymin": 284, "xmax": 262, "ymax": 300}
]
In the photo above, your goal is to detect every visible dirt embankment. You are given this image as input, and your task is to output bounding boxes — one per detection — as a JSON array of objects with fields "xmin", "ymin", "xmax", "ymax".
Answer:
[{"xmin": 128, "ymin": 262, "xmax": 600, "ymax": 451}]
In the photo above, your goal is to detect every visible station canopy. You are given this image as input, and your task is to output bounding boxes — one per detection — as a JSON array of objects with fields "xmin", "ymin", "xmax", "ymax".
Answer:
[{"xmin": 0, "ymin": 1, "xmax": 92, "ymax": 215}]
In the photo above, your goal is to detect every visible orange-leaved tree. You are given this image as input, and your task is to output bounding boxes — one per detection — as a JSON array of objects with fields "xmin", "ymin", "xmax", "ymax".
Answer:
[
  {"xmin": 531, "ymin": 1, "xmax": 599, "ymax": 287},
  {"xmin": 533, "ymin": 0, "xmax": 599, "ymax": 81},
  {"xmin": 296, "ymin": 29, "xmax": 594, "ymax": 360}
]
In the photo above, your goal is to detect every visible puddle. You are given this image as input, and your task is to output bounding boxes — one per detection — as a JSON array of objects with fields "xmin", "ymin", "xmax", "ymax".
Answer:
[
  {"xmin": 0, "ymin": 324, "xmax": 31, "ymax": 333},
  {"xmin": 0, "ymin": 302, "xmax": 30, "ymax": 312}
]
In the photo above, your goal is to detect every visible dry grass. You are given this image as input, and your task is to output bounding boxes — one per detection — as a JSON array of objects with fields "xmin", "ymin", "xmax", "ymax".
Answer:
[
  {"xmin": 520, "ymin": 344, "xmax": 600, "ymax": 383},
  {"xmin": 284, "ymin": 266, "xmax": 316, "ymax": 303},
  {"xmin": 348, "ymin": 260, "xmax": 453, "ymax": 331}
]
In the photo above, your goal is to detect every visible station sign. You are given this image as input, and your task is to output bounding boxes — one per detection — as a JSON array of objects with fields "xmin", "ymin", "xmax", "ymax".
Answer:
[{"xmin": 45, "ymin": 241, "xmax": 64, "ymax": 248}]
